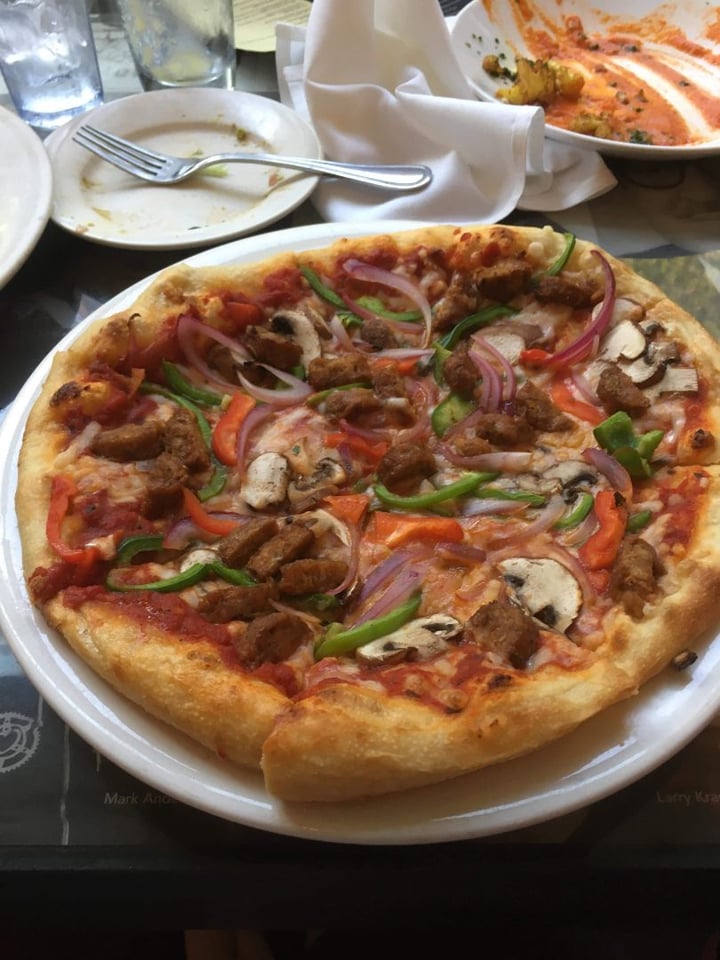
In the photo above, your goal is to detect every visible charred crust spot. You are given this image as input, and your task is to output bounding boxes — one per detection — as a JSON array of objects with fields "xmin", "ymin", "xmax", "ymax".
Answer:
[
  {"xmin": 488, "ymin": 673, "xmax": 513, "ymax": 689},
  {"xmin": 51, "ymin": 381, "xmax": 83, "ymax": 406},
  {"xmin": 691, "ymin": 429, "xmax": 714, "ymax": 450},
  {"xmin": 672, "ymin": 649, "xmax": 698, "ymax": 671}
]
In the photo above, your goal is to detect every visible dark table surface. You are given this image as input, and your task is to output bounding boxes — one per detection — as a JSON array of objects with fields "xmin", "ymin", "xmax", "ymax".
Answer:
[{"xmin": 4, "ymin": 3, "xmax": 720, "ymax": 937}]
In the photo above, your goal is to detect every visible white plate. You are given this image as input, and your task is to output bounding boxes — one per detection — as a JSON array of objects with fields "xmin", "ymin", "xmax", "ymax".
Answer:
[
  {"xmin": 0, "ymin": 105, "xmax": 52, "ymax": 289},
  {"xmin": 451, "ymin": 0, "xmax": 720, "ymax": 160},
  {"xmin": 3, "ymin": 220, "xmax": 720, "ymax": 845},
  {"xmin": 43, "ymin": 88, "xmax": 322, "ymax": 249}
]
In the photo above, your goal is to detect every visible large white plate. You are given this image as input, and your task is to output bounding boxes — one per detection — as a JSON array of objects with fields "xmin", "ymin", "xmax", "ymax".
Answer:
[
  {"xmin": 451, "ymin": 0, "xmax": 720, "ymax": 160},
  {"xmin": 0, "ymin": 105, "xmax": 52, "ymax": 289},
  {"xmin": 3, "ymin": 220, "xmax": 720, "ymax": 845},
  {"xmin": 43, "ymin": 88, "xmax": 322, "ymax": 249}
]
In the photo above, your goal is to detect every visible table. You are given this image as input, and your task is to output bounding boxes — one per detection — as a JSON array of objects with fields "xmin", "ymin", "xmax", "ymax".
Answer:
[{"xmin": 3, "ymin": 4, "xmax": 720, "ymax": 943}]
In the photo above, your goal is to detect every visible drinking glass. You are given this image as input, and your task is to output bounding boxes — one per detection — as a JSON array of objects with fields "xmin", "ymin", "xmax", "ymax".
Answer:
[
  {"xmin": 116, "ymin": 0, "xmax": 236, "ymax": 91},
  {"xmin": 0, "ymin": 0, "xmax": 104, "ymax": 131}
]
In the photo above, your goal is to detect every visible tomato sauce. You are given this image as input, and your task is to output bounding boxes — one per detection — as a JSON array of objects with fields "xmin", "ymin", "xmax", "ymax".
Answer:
[{"xmin": 483, "ymin": 1, "xmax": 720, "ymax": 146}]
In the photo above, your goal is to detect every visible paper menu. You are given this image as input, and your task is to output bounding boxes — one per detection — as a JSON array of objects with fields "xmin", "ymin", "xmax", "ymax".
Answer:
[{"xmin": 234, "ymin": 0, "xmax": 311, "ymax": 52}]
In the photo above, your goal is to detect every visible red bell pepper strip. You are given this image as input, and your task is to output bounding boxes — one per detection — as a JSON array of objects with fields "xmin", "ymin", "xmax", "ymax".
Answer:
[
  {"xmin": 367, "ymin": 512, "xmax": 464, "ymax": 548},
  {"xmin": 324, "ymin": 431, "xmax": 389, "ymax": 463},
  {"xmin": 181, "ymin": 488, "xmax": 241, "ymax": 536},
  {"xmin": 46, "ymin": 475, "xmax": 99, "ymax": 565},
  {"xmin": 550, "ymin": 377, "xmax": 604, "ymax": 425},
  {"xmin": 579, "ymin": 489, "xmax": 628, "ymax": 570},
  {"xmin": 211, "ymin": 392, "xmax": 256, "ymax": 466}
]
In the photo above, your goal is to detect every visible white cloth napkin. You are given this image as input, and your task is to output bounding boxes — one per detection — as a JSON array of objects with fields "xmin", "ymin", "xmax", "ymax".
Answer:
[{"xmin": 275, "ymin": 0, "xmax": 617, "ymax": 224}]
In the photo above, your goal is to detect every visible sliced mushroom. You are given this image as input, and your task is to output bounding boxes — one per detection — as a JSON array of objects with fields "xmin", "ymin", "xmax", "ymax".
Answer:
[
  {"xmin": 478, "ymin": 329, "xmax": 527, "ymax": 365},
  {"xmin": 180, "ymin": 547, "xmax": 218, "ymax": 572},
  {"xmin": 356, "ymin": 614, "xmax": 462, "ymax": 666},
  {"xmin": 598, "ymin": 320, "xmax": 646, "ymax": 362},
  {"xmin": 498, "ymin": 557, "xmax": 582, "ymax": 634},
  {"xmin": 270, "ymin": 310, "xmax": 322, "ymax": 367},
  {"xmin": 611, "ymin": 297, "xmax": 645, "ymax": 325},
  {"xmin": 645, "ymin": 365, "xmax": 699, "ymax": 400},
  {"xmin": 543, "ymin": 459, "xmax": 599, "ymax": 499},
  {"xmin": 241, "ymin": 452, "xmax": 290, "ymax": 509},
  {"xmin": 286, "ymin": 458, "xmax": 347, "ymax": 507},
  {"xmin": 621, "ymin": 352, "xmax": 666, "ymax": 387}
]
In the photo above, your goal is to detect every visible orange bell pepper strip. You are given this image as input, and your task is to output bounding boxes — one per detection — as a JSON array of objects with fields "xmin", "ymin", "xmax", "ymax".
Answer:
[
  {"xmin": 371, "ymin": 356, "xmax": 419, "ymax": 376},
  {"xmin": 550, "ymin": 377, "xmax": 604, "ymax": 426},
  {"xmin": 324, "ymin": 431, "xmax": 389, "ymax": 463},
  {"xmin": 520, "ymin": 347, "xmax": 553, "ymax": 365},
  {"xmin": 224, "ymin": 301, "xmax": 264, "ymax": 329},
  {"xmin": 46, "ymin": 475, "xmax": 100, "ymax": 565},
  {"xmin": 211, "ymin": 392, "xmax": 256, "ymax": 466},
  {"xmin": 181, "ymin": 488, "xmax": 240, "ymax": 536},
  {"xmin": 579, "ymin": 489, "xmax": 628, "ymax": 570},
  {"xmin": 322, "ymin": 493, "xmax": 371, "ymax": 528},
  {"xmin": 366, "ymin": 511, "xmax": 464, "ymax": 549}
]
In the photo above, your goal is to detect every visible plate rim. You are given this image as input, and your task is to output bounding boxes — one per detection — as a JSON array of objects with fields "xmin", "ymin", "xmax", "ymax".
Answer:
[
  {"xmin": 43, "ymin": 88, "xmax": 323, "ymax": 250},
  {"xmin": 0, "ymin": 104, "xmax": 52, "ymax": 289},
  {"xmin": 2, "ymin": 219, "xmax": 720, "ymax": 846},
  {"xmin": 450, "ymin": 1, "xmax": 720, "ymax": 161}
]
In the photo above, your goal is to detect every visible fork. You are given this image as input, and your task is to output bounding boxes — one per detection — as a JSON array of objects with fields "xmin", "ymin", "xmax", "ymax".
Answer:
[{"xmin": 71, "ymin": 124, "xmax": 433, "ymax": 192}]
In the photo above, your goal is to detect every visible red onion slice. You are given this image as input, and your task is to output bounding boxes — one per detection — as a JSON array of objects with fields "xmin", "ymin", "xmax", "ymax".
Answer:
[
  {"xmin": 472, "ymin": 333, "xmax": 517, "ymax": 404},
  {"xmin": 582, "ymin": 447, "xmax": 633, "ymax": 502},
  {"xmin": 545, "ymin": 251, "xmax": 616, "ymax": 370},
  {"xmin": 235, "ymin": 403, "xmax": 274, "ymax": 474},
  {"xmin": 177, "ymin": 315, "xmax": 251, "ymax": 389},
  {"xmin": 353, "ymin": 565, "xmax": 425, "ymax": 627},
  {"xmin": 342, "ymin": 259, "xmax": 433, "ymax": 347},
  {"xmin": 236, "ymin": 364, "xmax": 312, "ymax": 407},
  {"xmin": 439, "ymin": 448, "xmax": 534, "ymax": 473},
  {"xmin": 484, "ymin": 495, "xmax": 567, "ymax": 545},
  {"xmin": 469, "ymin": 349, "xmax": 502, "ymax": 412}
]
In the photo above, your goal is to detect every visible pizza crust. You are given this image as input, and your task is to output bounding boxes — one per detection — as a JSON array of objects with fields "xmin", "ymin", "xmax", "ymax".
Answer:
[
  {"xmin": 45, "ymin": 596, "xmax": 288, "ymax": 767},
  {"xmin": 261, "ymin": 655, "xmax": 636, "ymax": 802}
]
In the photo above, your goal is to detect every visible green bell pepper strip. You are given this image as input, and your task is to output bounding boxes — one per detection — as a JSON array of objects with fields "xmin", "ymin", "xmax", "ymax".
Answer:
[
  {"xmin": 373, "ymin": 472, "xmax": 497, "ymax": 511},
  {"xmin": 432, "ymin": 342, "xmax": 452, "ymax": 383},
  {"xmin": 543, "ymin": 232, "xmax": 576, "ymax": 277},
  {"xmin": 430, "ymin": 391, "xmax": 475, "ymax": 436},
  {"xmin": 306, "ymin": 381, "xmax": 372, "ymax": 407},
  {"xmin": 209, "ymin": 561, "xmax": 256, "ymax": 586},
  {"xmin": 116, "ymin": 533, "xmax": 165, "ymax": 565},
  {"xmin": 474, "ymin": 487, "xmax": 546, "ymax": 506},
  {"xmin": 107, "ymin": 560, "xmax": 257, "ymax": 593},
  {"xmin": 161, "ymin": 360, "xmax": 223, "ymax": 407},
  {"xmin": 140, "ymin": 380, "xmax": 228, "ymax": 500},
  {"xmin": 314, "ymin": 592, "xmax": 422, "ymax": 659},
  {"xmin": 107, "ymin": 562, "xmax": 209, "ymax": 593},
  {"xmin": 593, "ymin": 412, "xmax": 665, "ymax": 478},
  {"xmin": 299, "ymin": 264, "xmax": 347, "ymax": 308},
  {"xmin": 554, "ymin": 492, "xmax": 594, "ymax": 530},
  {"xmin": 627, "ymin": 509, "xmax": 652, "ymax": 533},
  {"xmin": 438, "ymin": 305, "xmax": 517, "ymax": 351},
  {"xmin": 355, "ymin": 295, "xmax": 422, "ymax": 323}
]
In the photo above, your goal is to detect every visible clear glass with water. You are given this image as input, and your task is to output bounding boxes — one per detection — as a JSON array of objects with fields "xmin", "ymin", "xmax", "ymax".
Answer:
[
  {"xmin": 116, "ymin": 0, "xmax": 236, "ymax": 91},
  {"xmin": 0, "ymin": 0, "xmax": 104, "ymax": 130}
]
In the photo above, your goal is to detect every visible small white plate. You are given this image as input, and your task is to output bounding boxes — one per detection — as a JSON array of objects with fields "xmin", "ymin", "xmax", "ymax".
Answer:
[
  {"xmin": 451, "ymin": 0, "xmax": 720, "ymax": 160},
  {"xmin": 44, "ymin": 88, "xmax": 322, "ymax": 249},
  {"xmin": 0, "ymin": 105, "xmax": 52, "ymax": 288},
  {"xmin": 3, "ymin": 220, "xmax": 720, "ymax": 844}
]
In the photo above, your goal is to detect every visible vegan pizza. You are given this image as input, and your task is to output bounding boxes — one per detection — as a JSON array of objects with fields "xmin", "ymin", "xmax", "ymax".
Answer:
[{"xmin": 16, "ymin": 224, "xmax": 720, "ymax": 802}]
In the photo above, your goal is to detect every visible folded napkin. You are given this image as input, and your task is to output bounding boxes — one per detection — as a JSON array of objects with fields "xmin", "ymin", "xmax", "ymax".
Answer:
[{"xmin": 275, "ymin": 0, "xmax": 617, "ymax": 224}]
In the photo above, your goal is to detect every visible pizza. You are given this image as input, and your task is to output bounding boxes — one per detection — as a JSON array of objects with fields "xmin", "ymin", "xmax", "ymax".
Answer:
[{"xmin": 16, "ymin": 223, "xmax": 720, "ymax": 803}]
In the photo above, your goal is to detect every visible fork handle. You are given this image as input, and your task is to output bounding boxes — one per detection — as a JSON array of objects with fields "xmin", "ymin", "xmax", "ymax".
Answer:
[{"xmin": 202, "ymin": 153, "xmax": 433, "ymax": 191}]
